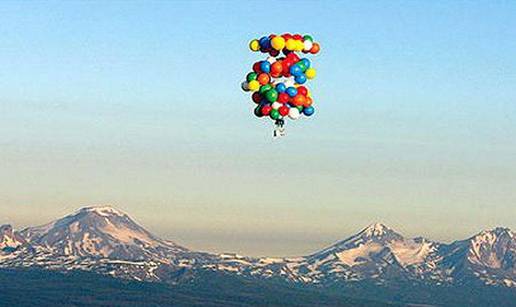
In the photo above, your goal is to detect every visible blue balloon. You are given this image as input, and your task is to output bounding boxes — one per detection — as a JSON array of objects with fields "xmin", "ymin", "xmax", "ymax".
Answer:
[
  {"xmin": 286, "ymin": 86, "xmax": 298, "ymax": 97},
  {"xmin": 275, "ymin": 83, "xmax": 286, "ymax": 93},
  {"xmin": 295, "ymin": 74, "xmax": 307, "ymax": 84},
  {"xmin": 289, "ymin": 64, "xmax": 303, "ymax": 77},
  {"xmin": 303, "ymin": 106, "xmax": 315, "ymax": 116},
  {"xmin": 259, "ymin": 36, "xmax": 270, "ymax": 49},
  {"xmin": 260, "ymin": 61, "xmax": 271, "ymax": 73},
  {"xmin": 301, "ymin": 58, "xmax": 310, "ymax": 70}
]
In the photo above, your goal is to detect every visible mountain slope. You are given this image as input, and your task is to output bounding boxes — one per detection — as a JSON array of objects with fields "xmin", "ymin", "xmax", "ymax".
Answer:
[{"xmin": 0, "ymin": 206, "xmax": 514, "ymax": 289}]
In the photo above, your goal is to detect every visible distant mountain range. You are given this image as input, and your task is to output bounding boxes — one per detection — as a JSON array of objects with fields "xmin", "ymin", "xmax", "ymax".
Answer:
[{"xmin": 1, "ymin": 206, "xmax": 515, "ymax": 306}]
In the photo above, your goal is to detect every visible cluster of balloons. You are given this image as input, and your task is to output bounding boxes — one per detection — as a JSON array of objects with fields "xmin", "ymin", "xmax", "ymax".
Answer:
[{"xmin": 241, "ymin": 33, "xmax": 320, "ymax": 126}]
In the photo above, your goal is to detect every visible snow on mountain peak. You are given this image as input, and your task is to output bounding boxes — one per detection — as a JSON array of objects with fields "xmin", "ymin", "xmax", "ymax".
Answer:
[
  {"xmin": 363, "ymin": 223, "xmax": 393, "ymax": 237},
  {"xmin": 77, "ymin": 205, "xmax": 127, "ymax": 217}
]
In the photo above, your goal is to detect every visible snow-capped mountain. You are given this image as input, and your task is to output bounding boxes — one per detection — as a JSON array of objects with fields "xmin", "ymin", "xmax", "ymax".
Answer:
[
  {"xmin": 0, "ymin": 206, "xmax": 514, "ymax": 288},
  {"xmin": 438, "ymin": 227, "xmax": 516, "ymax": 287},
  {"xmin": 0, "ymin": 206, "xmax": 214, "ymax": 281}
]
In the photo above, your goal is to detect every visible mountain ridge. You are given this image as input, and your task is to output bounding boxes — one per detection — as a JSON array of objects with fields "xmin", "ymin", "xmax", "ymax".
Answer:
[{"xmin": 1, "ymin": 205, "xmax": 514, "ymax": 289}]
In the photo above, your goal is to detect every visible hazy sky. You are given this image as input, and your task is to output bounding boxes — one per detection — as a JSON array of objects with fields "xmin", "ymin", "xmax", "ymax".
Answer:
[{"xmin": 1, "ymin": 1, "xmax": 515, "ymax": 256}]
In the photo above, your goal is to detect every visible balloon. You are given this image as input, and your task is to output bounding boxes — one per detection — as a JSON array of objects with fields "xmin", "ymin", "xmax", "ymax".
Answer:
[
  {"xmin": 310, "ymin": 43, "xmax": 320, "ymax": 54},
  {"xmin": 271, "ymin": 101, "xmax": 282, "ymax": 110},
  {"xmin": 285, "ymin": 87, "xmax": 297, "ymax": 97},
  {"xmin": 264, "ymin": 89, "xmax": 278, "ymax": 102},
  {"xmin": 249, "ymin": 39, "xmax": 260, "ymax": 51},
  {"xmin": 271, "ymin": 61, "xmax": 283, "ymax": 75},
  {"xmin": 279, "ymin": 105, "xmax": 290, "ymax": 116},
  {"xmin": 297, "ymin": 86, "xmax": 308, "ymax": 96},
  {"xmin": 259, "ymin": 83, "xmax": 273, "ymax": 94},
  {"xmin": 252, "ymin": 62, "xmax": 262, "ymax": 73},
  {"xmin": 271, "ymin": 36, "xmax": 286, "ymax": 50},
  {"xmin": 303, "ymin": 106, "xmax": 315, "ymax": 116},
  {"xmin": 305, "ymin": 68, "xmax": 316, "ymax": 79},
  {"xmin": 254, "ymin": 106, "xmax": 263, "ymax": 117},
  {"xmin": 260, "ymin": 61, "xmax": 271, "ymax": 73},
  {"xmin": 259, "ymin": 36, "xmax": 270, "ymax": 49},
  {"xmin": 278, "ymin": 92, "xmax": 289, "ymax": 103},
  {"xmin": 275, "ymin": 83, "xmax": 286, "ymax": 93},
  {"xmin": 296, "ymin": 61, "xmax": 307, "ymax": 72},
  {"xmin": 289, "ymin": 64, "xmax": 303, "ymax": 77},
  {"xmin": 285, "ymin": 39, "xmax": 297, "ymax": 51},
  {"xmin": 246, "ymin": 72, "xmax": 258, "ymax": 82},
  {"xmin": 303, "ymin": 40, "xmax": 313, "ymax": 52},
  {"xmin": 257, "ymin": 73, "xmax": 270, "ymax": 85},
  {"xmin": 288, "ymin": 107, "xmax": 301, "ymax": 119},
  {"xmin": 261, "ymin": 104, "xmax": 272, "ymax": 116},
  {"xmin": 248, "ymin": 80, "xmax": 260, "ymax": 91},
  {"xmin": 300, "ymin": 58, "xmax": 310, "ymax": 70},
  {"xmin": 295, "ymin": 74, "xmax": 307, "ymax": 84},
  {"xmin": 242, "ymin": 33, "xmax": 320, "ymax": 133},
  {"xmin": 270, "ymin": 108, "xmax": 280, "ymax": 120},
  {"xmin": 252, "ymin": 92, "xmax": 262, "ymax": 103},
  {"xmin": 292, "ymin": 94, "xmax": 306, "ymax": 106}
]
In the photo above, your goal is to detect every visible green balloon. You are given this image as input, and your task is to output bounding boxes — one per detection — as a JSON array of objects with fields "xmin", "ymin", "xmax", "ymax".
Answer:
[
  {"xmin": 296, "ymin": 105, "xmax": 304, "ymax": 112},
  {"xmin": 259, "ymin": 84, "xmax": 272, "ymax": 94},
  {"xmin": 297, "ymin": 62, "xmax": 307, "ymax": 72},
  {"xmin": 270, "ymin": 109, "xmax": 280, "ymax": 120},
  {"xmin": 246, "ymin": 72, "xmax": 257, "ymax": 82},
  {"xmin": 303, "ymin": 35, "xmax": 313, "ymax": 42},
  {"xmin": 264, "ymin": 89, "xmax": 278, "ymax": 102}
]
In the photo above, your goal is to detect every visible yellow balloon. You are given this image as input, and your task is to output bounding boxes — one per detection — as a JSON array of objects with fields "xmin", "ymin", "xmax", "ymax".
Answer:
[
  {"xmin": 306, "ymin": 68, "xmax": 316, "ymax": 79},
  {"xmin": 271, "ymin": 36, "xmax": 285, "ymax": 50},
  {"xmin": 248, "ymin": 80, "xmax": 260, "ymax": 91},
  {"xmin": 295, "ymin": 40, "xmax": 304, "ymax": 51},
  {"xmin": 249, "ymin": 39, "xmax": 260, "ymax": 51},
  {"xmin": 285, "ymin": 39, "xmax": 297, "ymax": 51}
]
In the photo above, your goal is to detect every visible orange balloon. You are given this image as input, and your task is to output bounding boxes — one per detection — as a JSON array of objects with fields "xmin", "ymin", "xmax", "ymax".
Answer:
[
  {"xmin": 257, "ymin": 73, "xmax": 270, "ymax": 85},
  {"xmin": 304, "ymin": 96, "xmax": 313, "ymax": 107},
  {"xmin": 310, "ymin": 43, "xmax": 320, "ymax": 54},
  {"xmin": 271, "ymin": 61, "xmax": 283, "ymax": 75},
  {"xmin": 293, "ymin": 94, "xmax": 307, "ymax": 106}
]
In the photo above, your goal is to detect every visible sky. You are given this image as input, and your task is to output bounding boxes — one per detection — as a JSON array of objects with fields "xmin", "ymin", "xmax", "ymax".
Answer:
[{"xmin": 1, "ymin": 1, "xmax": 515, "ymax": 257}]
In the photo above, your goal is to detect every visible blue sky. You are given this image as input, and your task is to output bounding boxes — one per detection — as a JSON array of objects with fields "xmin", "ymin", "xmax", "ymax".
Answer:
[{"xmin": 1, "ymin": 1, "xmax": 515, "ymax": 256}]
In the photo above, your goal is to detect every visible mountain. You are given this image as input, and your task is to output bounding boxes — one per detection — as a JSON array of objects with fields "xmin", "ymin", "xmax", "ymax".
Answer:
[
  {"xmin": 0, "ymin": 206, "xmax": 514, "ymax": 304},
  {"xmin": 0, "ymin": 224, "xmax": 25, "ymax": 252},
  {"xmin": 1, "ymin": 206, "xmax": 215, "ymax": 281}
]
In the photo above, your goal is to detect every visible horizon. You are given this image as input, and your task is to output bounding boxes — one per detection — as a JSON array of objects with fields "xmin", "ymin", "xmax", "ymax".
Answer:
[
  {"xmin": 1, "ymin": 1, "xmax": 516, "ymax": 257},
  {"xmin": 3, "ymin": 204, "xmax": 513, "ymax": 257}
]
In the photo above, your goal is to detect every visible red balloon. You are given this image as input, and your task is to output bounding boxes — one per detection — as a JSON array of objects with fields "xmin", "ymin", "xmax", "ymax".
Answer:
[
  {"xmin": 282, "ymin": 60, "xmax": 293, "ymax": 77},
  {"xmin": 253, "ymin": 62, "xmax": 262, "ymax": 73},
  {"xmin": 279, "ymin": 105, "xmax": 290, "ymax": 116},
  {"xmin": 297, "ymin": 86, "xmax": 308, "ymax": 96},
  {"xmin": 286, "ymin": 52, "xmax": 300, "ymax": 63},
  {"xmin": 282, "ymin": 33, "xmax": 292, "ymax": 40},
  {"xmin": 261, "ymin": 105, "xmax": 272, "ymax": 116},
  {"xmin": 252, "ymin": 92, "xmax": 262, "ymax": 103},
  {"xmin": 293, "ymin": 34, "xmax": 303, "ymax": 40},
  {"xmin": 278, "ymin": 92, "xmax": 289, "ymax": 103}
]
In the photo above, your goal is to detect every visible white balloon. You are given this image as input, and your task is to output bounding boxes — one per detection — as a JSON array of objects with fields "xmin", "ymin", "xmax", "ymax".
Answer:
[
  {"xmin": 272, "ymin": 102, "xmax": 282, "ymax": 110},
  {"xmin": 303, "ymin": 40, "xmax": 313, "ymax": 52},
  {"xmin": 288, "ymin": 107, "xmax": 301, "ymax": 120},
  {"xmin": 267, "ymin": 56, "xmax": 277, "ymax": 64},
  {"xmin": 241, "ymin": 81, "xmax": 249, "ymax": 91}
]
